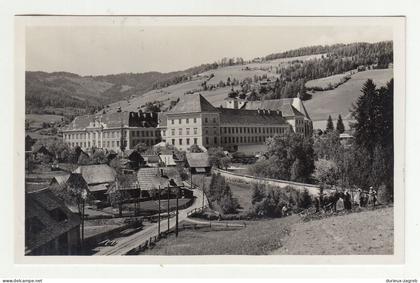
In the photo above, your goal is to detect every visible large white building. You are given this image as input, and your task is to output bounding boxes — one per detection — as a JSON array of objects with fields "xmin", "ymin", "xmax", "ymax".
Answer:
[
  {"xmin": 158, "ymin": 93, "xmax": 313, "ymax": 153},
  {"xmin": 62, "ymin": 111, "xmax": 161, "ymax": 152}
]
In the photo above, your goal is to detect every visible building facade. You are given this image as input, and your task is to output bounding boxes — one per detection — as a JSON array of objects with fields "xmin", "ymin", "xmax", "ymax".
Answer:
[
  {"xmin": 158, "ymin": 93, "xmax": 313, "ymax": 152},
  {"xmin": 62, "ymin": 111, "xmax": 161, "ymax": 152}
]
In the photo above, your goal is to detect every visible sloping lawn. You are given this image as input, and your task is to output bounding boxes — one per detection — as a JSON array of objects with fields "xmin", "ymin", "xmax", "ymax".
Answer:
[{"xmin": 143, "ymin": 215, "xmax": 299, "ymax": 255}]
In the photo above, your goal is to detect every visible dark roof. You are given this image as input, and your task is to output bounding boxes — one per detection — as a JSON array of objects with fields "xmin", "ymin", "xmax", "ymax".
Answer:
[
  {"xmin": 50, "ymin": 174, "xmax": 71, "ymax": 189},
  {"xmin": 73, "ymin": 164, "xmax": 116, "ymax": 185},
  {"xmin": 66, "ymin": 173, "xmax": 90, "ymax": 192},
  {"xmin": 25, "ymin": 189, "xmax": 80, "ymax": 254},
  {"xmin": 219, "ymin": 108, "xmax": 288, "ymax": 125},
  {"xmin": 63, "ymin": 111, "xmax": 159, "ymax": 131},
  {"xmin": 64, "ymin": 111, "xmax": 130, "ymax": 131},
  {"xmin": 137, "ymin": 167, "xmax": 183, "ymax": 190},
  {"xmin": 243, "ymin": 99, "xmax": 308, "ymax": 118},
  {"xmin": 168, "ymin": 93, "xmax": 218, "ymax": 114},
  {"xmin": 186, "ymin": 152, "xmax": 210, "ymax": 168}
]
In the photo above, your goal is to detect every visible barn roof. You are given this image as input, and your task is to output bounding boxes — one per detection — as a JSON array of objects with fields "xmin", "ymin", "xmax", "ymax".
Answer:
[
  {"xmin": 25, "ymin": 189, "xmax": 80, "ymax": 254},
  {"xmin": 137, "ymin": 167, "xmax": 183, "ymax": 190},
  {"xmin": 186, "ymin": 152, "xmax": 210, "ymax": 168},
  {"xmin": 73, "ymin": 164, "xmax": 116, "ymax": 185}
]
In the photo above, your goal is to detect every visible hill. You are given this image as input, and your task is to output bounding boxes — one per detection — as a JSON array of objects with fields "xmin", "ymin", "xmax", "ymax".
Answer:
[
  {"xmin": 143, "ymin": 207, "xmax": 393, "ymax": 255},
  {"xmin": 26, "ymin": 41, "xmax": 393, "ymax": 120},
  {"xmin": 305, "ymin": 68, "xmax": 393, "ymax": 122}
]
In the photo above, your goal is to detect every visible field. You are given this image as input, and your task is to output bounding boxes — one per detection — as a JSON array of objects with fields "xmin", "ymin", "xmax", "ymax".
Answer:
[
  {"xmin": 272, "ymin": 206, "xmax": 393, "ymax": 255},
  {"xmin": 104, "ymin": 54, "xmax": 325, "ymax": 114},
  {"xmin": 228, "ymin": 182, "xmax": 253, "ymax": 213},
  {"xmin": 305, "ymin": 71, "xmax": 353, "ymax": 90},
  {"xmin": 305, "ymin": 68, "xmax": 393, "ymax": 121},
  {"xmin": 26, "ymin": 114, "xmax": 64, "ymax": 125},
  {"xmin": 143, "ymin": 216, "xmax": 297, "ymax": 255},
  {"xmin": 143, "ymin": 207, "xmax": 393, "ymax": 255}
]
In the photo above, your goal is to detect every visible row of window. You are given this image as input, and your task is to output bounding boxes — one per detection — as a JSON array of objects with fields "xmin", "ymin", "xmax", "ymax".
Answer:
[
  {"xmin": 131, "ymin": 130, "xmax": 159, "ymax": 137},
  {"xmin": 64, "ymin": 131, "xmax": 122, "ymax": 140},
  {"xmin": 222, "ymin": 126, "xmax": 287, "ymax": 135},
  {"xmin": 66, "ymin": 140, "xmax": 125, "ymax": 148},
  {"xmin": 169, "ymin": 127, "xmax": 199, "ymax": 136},
  {"xmin": 132, "ymin": 139, "xmax": 159, "ymax": 146},
  {"xmin": 170, "ymin": 117, "xmax": 218, "ymax": 125},
  {"xmin": 223, "ymin": 135, "xmax": 275, "ymax": 144},
  {"xmin": 170, "ymin": 138, "xmax": 199, "ymax": 146}
]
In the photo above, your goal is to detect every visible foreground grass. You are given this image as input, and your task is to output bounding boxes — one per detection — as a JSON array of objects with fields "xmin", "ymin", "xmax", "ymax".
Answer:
[
  {"xmin": 143, "ymin": 207, "xmax": 394, "ymax": 255},
  {"xmin": 143, "ymin": 216, "xmax": 299, "ymax": 255},
  {"xmin": 272, "ymin": 206, "xmax": 394, "ymax": 255}
]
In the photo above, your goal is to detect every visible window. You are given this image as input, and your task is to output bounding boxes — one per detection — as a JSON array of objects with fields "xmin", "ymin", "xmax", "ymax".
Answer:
[
  {"xmin": 171, "ymin": 129, "xmax": 175, "ymax": 136},
  {"xmin": 193, "ymin": 118, "xmax": 197, "ymax": 123},
  {"xmin": 172, "ymin": 139, "xmax": 175, "ymax": 145},
  {"xmin": 194, "ymin": 138, "xmax": 198, "ymax": 144},
  {"xmin": 186, "ymin": 128, "xmax": 190, "ymax": 135},
  {"xmin": 179, "ymin": 139, "xmax": 183, "ymax": 145},
  {"xmin": 205, "ymin": 137, "xmax": 209, "ymax": 145},
  {"xmin": 186, "ymin": 138, "xmax": 190, "ymax": 145},
  {"xmin": 116, "ymin": 141, "xmax": 120, "ymax": 147},
  {"xmin": 171, "ymin": 119, "xmax": 174, "ymax": 124},
  {"xmin": 179, "ymin": 119, "xmax": 182, "ymax": 124},
  {"xmin": 213, "ymin": 118, "xmax": 216, "ymax": 123},
  {"xmin": 205, "ymin": 117, "xmax": 208, "ymax": 123},
  {"xmin": 224, "ymin": 127, "xmax": 227, "ymax": 134},
  {"xmin": 194, "ymin": 128, "xmax": 198, "ymax": 135},
  {"xmin": 186, "ymin": 118, "xmax": 189, "ymax": 124},
  {"xmin": 214, "ymin": 137, "xmax": 217, "ymax": 144},
  {"xmin": 178, "ymin": 128, "xmax": 182, "ymax": 135}
]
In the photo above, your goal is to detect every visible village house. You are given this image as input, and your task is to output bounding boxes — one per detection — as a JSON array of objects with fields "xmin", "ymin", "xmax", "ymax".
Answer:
[
  {"xmin": 73, "ymin": 164, "xmax": 117, "ymax": 202},
  {"xmin": 25, "ymin": 188, "xmax": 81, "ymax": 255},
  {"xmin": 186, "ymin": 152, "xmax": 211, "ymax": 174}
]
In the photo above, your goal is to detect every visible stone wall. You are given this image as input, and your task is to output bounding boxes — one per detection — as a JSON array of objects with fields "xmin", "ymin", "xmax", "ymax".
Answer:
[{"xmin": 212, "ymin": 168, "xmax": 333, "ymax": 197}]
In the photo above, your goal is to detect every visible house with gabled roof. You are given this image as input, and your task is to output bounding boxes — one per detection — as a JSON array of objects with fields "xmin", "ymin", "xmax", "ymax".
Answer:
[
  {"xmin": 73, "ymin": 164, "xmax": 116, "ymax": 202},
  {"xmin": 25, "ymin": 188, "xmax": 81, "ymax": 255}
]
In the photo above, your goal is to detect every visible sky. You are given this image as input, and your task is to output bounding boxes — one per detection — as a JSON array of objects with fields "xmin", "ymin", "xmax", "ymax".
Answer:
[{"xmin": 26, "ymin": 25, "xmax": 393, "ymax": 76}]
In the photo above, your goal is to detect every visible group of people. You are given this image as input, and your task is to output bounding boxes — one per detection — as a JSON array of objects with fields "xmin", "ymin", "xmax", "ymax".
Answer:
[{"xmin": 324, "ymin": 186, "xmax": 378, "ymax": 213}]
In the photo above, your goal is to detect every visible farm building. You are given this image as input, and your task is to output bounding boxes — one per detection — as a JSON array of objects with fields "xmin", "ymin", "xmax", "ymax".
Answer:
[
  {"xmin": 186, "ymin": 152, "xmax": 211, "ymax": 174},
  {"xmin": 25, "ymin": 188, "xmax": 81, "ymax": 255},
  {"xmin": 73, "ymin": 164, "xmax": 116, "ymax": 202},
  {"xmin": 136, "ymin": 167, "xmax": 192, "ymax": 199}
]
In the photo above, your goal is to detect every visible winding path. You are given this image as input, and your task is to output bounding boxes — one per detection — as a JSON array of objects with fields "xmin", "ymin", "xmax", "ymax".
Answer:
[{"xmin": 94, "ymin": 186, "xmax": 207, "ymax": 255}]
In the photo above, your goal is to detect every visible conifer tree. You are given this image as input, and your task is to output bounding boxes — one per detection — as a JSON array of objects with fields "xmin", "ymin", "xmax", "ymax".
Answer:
[
  {"xmin": 326, "ymin": 115, "xmax": 334, "ymax": 132},
  {"xmin": 336, "ymin": 114, "xmax": 345, "ymax": 134}
]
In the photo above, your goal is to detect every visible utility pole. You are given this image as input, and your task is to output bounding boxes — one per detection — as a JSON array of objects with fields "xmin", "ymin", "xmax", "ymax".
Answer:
[
  {"xmin": 201, "ymin": 175, "xmax": 205, "ymax": 210},
  {"xmin": 175, "ymin": 186, "xmax": 179, "ymax": 237},
  {"xmin": 167, "ymin": 184, "xmax": 170, "ymax": 232},
  {"xmin": 138, "ymin": 181, "xmax": 141, "ymax": 216},
  {"xmin": 158, "ymin": 185, "xmax": 161, "ymax": 236},
  {"xmin": 80, "ymin": 189, "xmax": 87, "ymax": 253}
]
